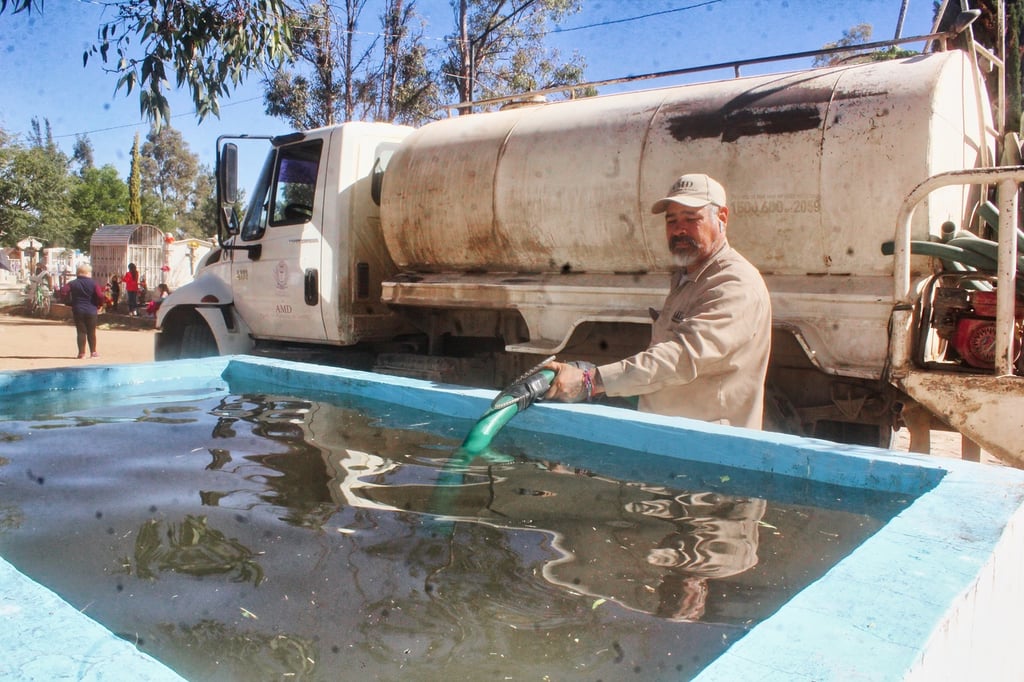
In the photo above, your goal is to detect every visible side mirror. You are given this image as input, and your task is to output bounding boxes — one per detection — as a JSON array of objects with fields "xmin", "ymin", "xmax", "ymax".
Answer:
[{"xmin": 220, "ymin": 143, "xmax": 239, "ymax": 204}]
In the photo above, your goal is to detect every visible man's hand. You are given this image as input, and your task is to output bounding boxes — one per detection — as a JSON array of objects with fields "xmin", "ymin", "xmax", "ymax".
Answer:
[{"xmin": 543, "ymin": 361, "xmax": 602, "ymax": 403}]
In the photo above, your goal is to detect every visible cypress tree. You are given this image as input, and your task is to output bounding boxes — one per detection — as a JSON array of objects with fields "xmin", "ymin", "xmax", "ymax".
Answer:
[{"xmin": 127, "ymin": 131, "xmax": 143, "ymax": 224}]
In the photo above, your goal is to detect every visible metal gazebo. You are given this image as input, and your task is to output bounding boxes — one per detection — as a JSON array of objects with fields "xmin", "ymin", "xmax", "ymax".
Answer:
[{"xmin": 89, "ymin": 224, "xmax": 165, "ymax": 293}]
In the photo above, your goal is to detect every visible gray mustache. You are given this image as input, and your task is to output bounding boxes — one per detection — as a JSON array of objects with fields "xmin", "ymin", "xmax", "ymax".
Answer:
[{"xmin": 670, "ymin": 236, "xmax": 698, "ymax": 250}]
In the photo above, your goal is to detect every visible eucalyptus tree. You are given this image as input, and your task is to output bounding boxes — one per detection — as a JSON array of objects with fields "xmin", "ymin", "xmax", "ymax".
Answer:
[
  {"xmin": 443, "ymin": 0, "xmax": 589, "ymax": 113},
  {"xmin": 73, "ymin": 135, "xmax": 95, "ymax": 173},
  {"xmin": 1, "ymin": 0, "xmax": 295, "ymax": 128},
  {"xmin": 370, "ymin": 0, "xmax": 442, "ymax": 123},
  {"xmin": 263, "ymin": 0, "xmax": 351, "ymax": 129},
  {"xmin": 263, "ymin": 0, "xmax": 437, "ymax": 128},
  {"xmin": 140, "ymin": 125, "xmax": 202, "ymax": 233}
]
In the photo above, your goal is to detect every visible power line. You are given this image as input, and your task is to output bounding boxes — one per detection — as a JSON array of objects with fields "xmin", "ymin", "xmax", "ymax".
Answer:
[
  {"xmin": 24, "ymin": 1, "xmax": 723, "ymax": 141},
  {"xmin": 549, "ymin": 0, "xmax": 723, "ymax": 36},
  {"xmin": 38, "ymin": 96, "xmax": 265, "ymax": 141},
  {"xmin": 313, "ymin": 1, "xmax": 723, "ymax": 45}
]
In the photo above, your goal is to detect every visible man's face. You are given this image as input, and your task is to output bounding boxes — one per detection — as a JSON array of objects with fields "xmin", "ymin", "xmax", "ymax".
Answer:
[{"xmin": 664, "ymin": 203, "xmax": 727, "ymax": 269}]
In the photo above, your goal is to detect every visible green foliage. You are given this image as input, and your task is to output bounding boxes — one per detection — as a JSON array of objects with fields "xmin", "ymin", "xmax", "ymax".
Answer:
[
  {"xmin": 366, "ymin": 0, "xmax": 443, "ymax": 123},
  {"xmin": 385, "ymin": 37, "xmax": 444, "ymax": 124},
  {"xmin": 265, "ymin": 0, "xmax": 346, "ymax": 128},
  {"xmin": 1009, "ymin": 0, "xmax": 1023, "ymax": 134},
  {"xmin": 0, "ymin": 120, "xmax": 211, "ymax": 250},
  {"xmin": 0, "ymin": 122, "xmax": 75, "ymax": 247},
  {"xmin": 812, "ymin": 23, "xmax": 877, "ymax": 67},
  {"xmin": 264, "ymin": 0, "xmax": 585, "ymax": 126},
  {"xmin": 81, "ymin": 0, "xmax": 294, "ymax": 128},
  {"xmin": 68, "ymin": 165, "xmax": 129, "ymax": 250},
  {"xmin": 72, "ymin": 135, "xmax": 95, "ymax": 172},
  {"xmin": 185, "ymin": 167, "xmax": 218, "ymax": 238},
  {"xmin": 128, "ymin": 132, "xmax": 144, "ymax": 224},
  {"xmin": 869, "ymin": 46, "xmax": 917, "ymax": 62},
  {"xmin": 142, "ymin": 192, "xmax": 178, "ymax": 231},
  {"xmin": 0, "ymin": 0, "xmax": 36, "ymax": 14},
  {"xmin": 264, "ymin": 0, "xmax": 441, "ymax": 127},
  {"xmin": 140, "ymin": 125, "xmax": 199, "ymax": 223},
  {"xmin": 126, "ymin": 125, "xmax": 213, "ymax": 236},
  {"xmin": 264, "ymin": 69, "xmax": 316, "ymax": 130},
  {"xmin": 444, "ymin": 0, "xmax": 588, "ymax": 112},
  {"xmin": 812, "ymin": 22, "xmax": 920, "ymax": 68}
]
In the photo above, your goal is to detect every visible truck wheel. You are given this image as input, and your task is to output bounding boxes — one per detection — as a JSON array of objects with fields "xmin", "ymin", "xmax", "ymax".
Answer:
[{"xmin": 180, "ymin": 321, "xmax": 217, "ymax": 359}]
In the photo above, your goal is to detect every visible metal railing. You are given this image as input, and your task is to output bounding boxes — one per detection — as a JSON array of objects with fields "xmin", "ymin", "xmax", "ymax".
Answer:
[{"xmin": 892, "ymin": 166, "xmax": 1024, "ymax": 377}]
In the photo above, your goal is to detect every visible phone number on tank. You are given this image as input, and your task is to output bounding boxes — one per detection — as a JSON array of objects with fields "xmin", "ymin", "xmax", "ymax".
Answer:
[{"xmin": 731, "ymin": 195, "xmax": 820, "ymax": 215}]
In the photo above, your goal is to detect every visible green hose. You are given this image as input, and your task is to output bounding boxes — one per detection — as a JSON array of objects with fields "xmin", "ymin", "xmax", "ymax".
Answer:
[
  {"xmin": 430, "ymin": 369, "xmax": 557, "ymax": 529},
  {"xmin": 881, "ymin": 239, "xmax": 1001, "ymax": 270},
  {"xmin": 978, "ymin": 201, "xmax": 1024, "ymax": 253},
  {"xmin": 460, "ymin": 369, "xmax": 556, "ymax": 454},
  {"xmin": 881, "ymin": 236, "xmax": 1024, "ymax": 294},
  {"xmin": 459, "ymin": 402, "xmax": 522, "ymax": 455},
  {"xmin": 948, "ymin": 234, "xmax": 1024, "ymax": 274}
]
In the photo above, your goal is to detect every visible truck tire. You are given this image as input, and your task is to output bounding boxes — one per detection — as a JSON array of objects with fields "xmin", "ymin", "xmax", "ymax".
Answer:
[{"xmin": 180, "ymin": 321, "xmax": 218, "ymax": 359}]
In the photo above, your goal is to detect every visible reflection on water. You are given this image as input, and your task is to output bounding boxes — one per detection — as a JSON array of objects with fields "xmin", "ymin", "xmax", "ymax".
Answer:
[
  {"xmin": 340, "ymin": 454, "xmax": 766, "ymax": 622},
  {"xmin": 155, "ymin": 619, "xmax": 317, "ymax": 681},
  {"xmin": 130, "ymin": 515, "xmax": 265, "ymax": 585},
  {"xmin": 0, "ymin": 388, "xmax": 912, "ymax": 681}
]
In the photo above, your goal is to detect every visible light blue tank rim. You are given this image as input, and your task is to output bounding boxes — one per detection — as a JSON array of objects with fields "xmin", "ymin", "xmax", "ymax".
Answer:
[
  {"xmin": 0, "ymin": 553, "xmax": 187, "ymax": 681},
  {"xmin": 2, "ymin": 354, "xmax": 1023, "ymax": 680}
]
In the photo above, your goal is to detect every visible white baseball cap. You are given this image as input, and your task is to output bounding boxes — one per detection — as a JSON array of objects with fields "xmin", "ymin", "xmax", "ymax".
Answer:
[{"xmin": 651, "ymin": 174, "xmax": 727, "ymax": 214}]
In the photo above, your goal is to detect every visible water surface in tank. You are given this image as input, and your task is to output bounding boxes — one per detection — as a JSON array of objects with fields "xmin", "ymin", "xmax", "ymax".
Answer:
[{"xmin": 0, "ymin": 384, "xmax": 913, "ymax": 680}]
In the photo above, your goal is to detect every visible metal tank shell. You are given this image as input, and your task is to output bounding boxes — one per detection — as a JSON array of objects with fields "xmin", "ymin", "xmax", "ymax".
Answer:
[{"xmin": 380, "ymin": 51, "xmax": 990, "ymax": 277}]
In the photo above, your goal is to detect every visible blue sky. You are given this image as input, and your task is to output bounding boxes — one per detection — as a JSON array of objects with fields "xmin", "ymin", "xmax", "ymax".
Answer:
[{"xmin": 0, "ymin": 0, "xmax": 937, "ymax": 178}]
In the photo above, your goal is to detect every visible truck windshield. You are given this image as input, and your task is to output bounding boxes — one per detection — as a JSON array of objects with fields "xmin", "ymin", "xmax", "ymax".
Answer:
[
  {"xmin": 240, "ymin": 154, "xmax": 275, "ymax": 242},
  {"xmin": 240, "ymin": 140, "xmax": 324, "ymax": 241}
]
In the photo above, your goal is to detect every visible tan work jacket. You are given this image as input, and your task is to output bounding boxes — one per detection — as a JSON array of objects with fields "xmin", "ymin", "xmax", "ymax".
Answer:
[{"xmin": 598, "ymin": 243, "xmax": 772, "ymax": 429}]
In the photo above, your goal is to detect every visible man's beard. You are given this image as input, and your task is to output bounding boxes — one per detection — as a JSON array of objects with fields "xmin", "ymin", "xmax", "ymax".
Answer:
[
  {"xmin": 672, "ymin": 252, "xmax": 699, "ymax": 268},
  {"xmin": 670, "ymin": 236, "xmax": 700, "ymax": 268}
]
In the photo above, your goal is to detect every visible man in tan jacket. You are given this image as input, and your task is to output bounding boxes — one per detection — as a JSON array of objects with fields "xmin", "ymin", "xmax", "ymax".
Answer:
[{"xmin": 545, "ymin": 173, "xmax": 772, "ymax": 429}]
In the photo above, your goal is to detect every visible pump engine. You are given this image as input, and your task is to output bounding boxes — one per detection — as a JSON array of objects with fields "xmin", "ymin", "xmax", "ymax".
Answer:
[{"xmin": 931, "ymin": 287, "xmax": 1023, "ymax": 371}]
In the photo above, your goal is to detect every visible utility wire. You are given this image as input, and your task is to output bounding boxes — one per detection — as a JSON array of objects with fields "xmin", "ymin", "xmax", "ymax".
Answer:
[
  {"xmin": 549, "ymin": 0, "xmax": 722, "ymax": 35},
  {"xmin": 38, "ymin": 96, "xmax": 264, "ymax": 141},
  {"xmin": 27, "ymin": 1, "xmax": 723, "ymax": 141},
  {"xmin": 313, "ymin": 1, "xmax": 723, "ymax": 44}
]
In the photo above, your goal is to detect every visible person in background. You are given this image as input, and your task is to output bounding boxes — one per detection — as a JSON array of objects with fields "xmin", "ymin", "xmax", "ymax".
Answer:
[
  {"xmin": 109, "ymin": 274, "xmax": 121, "ymax": 311},
  {"xmin": 27, "ymin": 262, "xmax": 53, "ymax": 311},
  {"xmin": 68, "ymin": 263, "xmax": 105, "ymax": 359},
  {"xmin": 30, "ymin": 262, "xmax": 52, "ymax": 290},
  {"xmin": 102, "ymin": 282, "xmax": 114, "ymax": 310},
  {"xmin": 124, "ymin": 263, "xmax": 141, "ymax": 316},
  {"xmin": 543, "ymin": 173, "xmax": 772, "ymax": 430},
  {"xmin": 146, "ymin": 282, "xmax": 171, "ymax": 316}
]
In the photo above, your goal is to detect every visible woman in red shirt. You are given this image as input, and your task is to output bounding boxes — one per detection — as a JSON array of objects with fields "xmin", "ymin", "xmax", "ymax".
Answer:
[{"xmin": 124, "ymin": 262, "xmax": 141, "ymax": 316}]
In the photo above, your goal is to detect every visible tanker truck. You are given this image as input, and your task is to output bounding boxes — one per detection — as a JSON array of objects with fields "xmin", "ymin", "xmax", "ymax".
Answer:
[{"xmin": 155, "ymin": 42, "xmax": 1024, "ymax": 464}]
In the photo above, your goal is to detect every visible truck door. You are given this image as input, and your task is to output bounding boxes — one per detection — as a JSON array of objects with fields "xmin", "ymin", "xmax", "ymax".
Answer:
[{"xmin": 231, "ymin": 138, "xmax": 329, "ymax": 343}]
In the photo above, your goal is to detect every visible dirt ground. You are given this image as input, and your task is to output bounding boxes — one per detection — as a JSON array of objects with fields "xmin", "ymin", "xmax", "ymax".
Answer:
[
  {"xmin": 0, "ymin": 307, "xmax": 1004, "ymax": 466},
  {"xmin": 0, "ymin": 306, "xmax": 155, "ymax": 370}
]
